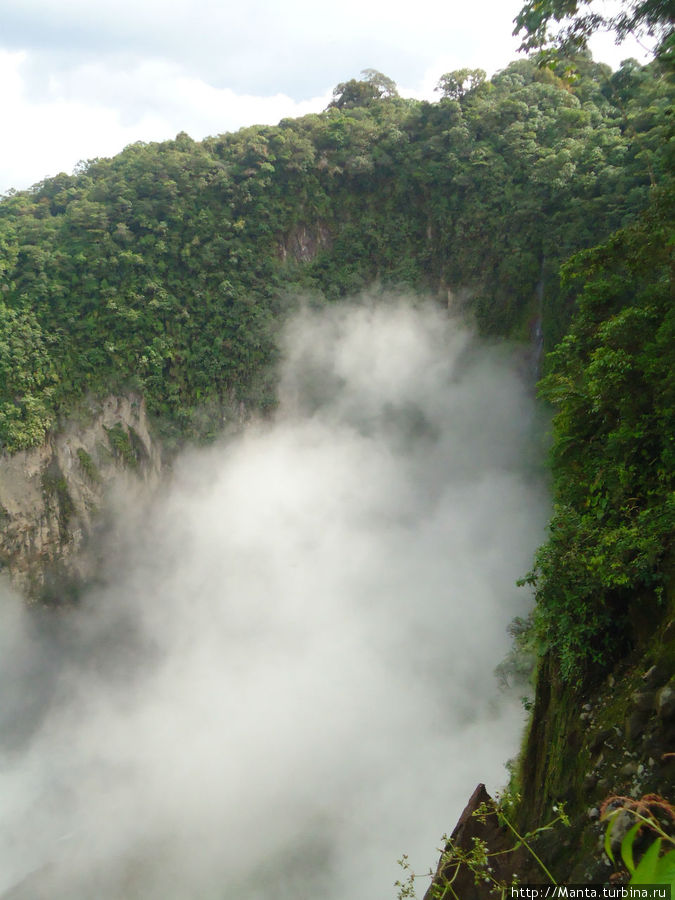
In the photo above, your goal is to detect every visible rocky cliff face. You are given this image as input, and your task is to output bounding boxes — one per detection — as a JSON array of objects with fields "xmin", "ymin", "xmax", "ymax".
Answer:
[
  {"xmin": 423, "ymin": 597, "xmax": 675, "ymax": 894},
  {"xmin": 278, "ymin": 223, "xmax": 332, "ymax": 263},
  {"xmin": 0, "ymin": 394, "xmax": 162, "ymax": 603}
]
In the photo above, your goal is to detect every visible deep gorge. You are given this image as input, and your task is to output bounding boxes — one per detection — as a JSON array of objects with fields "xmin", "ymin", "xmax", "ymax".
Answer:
[
  {"xmin": 0, "ymin": 41, "xmax": 673, "ymax": 896},
  {"xmin": 0, "ymin": 302, "xmax": 548, "ymax": 898}
]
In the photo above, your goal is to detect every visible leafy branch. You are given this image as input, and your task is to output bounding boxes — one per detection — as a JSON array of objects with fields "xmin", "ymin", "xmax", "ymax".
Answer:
[
  {"xmin": 395, "ymin": 797, "xmax": 570, "ymax": 899},
  {"xmin": 601, "ymin": 793, "xmax": 675, "ymax": 886}
]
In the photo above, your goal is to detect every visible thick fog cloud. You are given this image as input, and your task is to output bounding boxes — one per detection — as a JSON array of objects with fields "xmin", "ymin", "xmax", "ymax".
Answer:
[{"xmin": 0, "ymin": 299, "xmax": 547, "ymax": 899}]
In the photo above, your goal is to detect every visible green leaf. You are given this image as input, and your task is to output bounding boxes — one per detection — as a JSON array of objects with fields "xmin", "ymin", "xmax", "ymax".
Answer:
[
  {"xmin": 652, "ymin": 849, "xmax": 675, "ymax": 888},
  {"xmin": 630, "ymin": 838, "xmax": 662, "ymax": 884},
  {"xmin": 604, "ymin": 811, "xmax": 618, "ymax": 865},
  {"xmin": 621, "ymin": 822, "xmax": 642, "ymax": 873}
]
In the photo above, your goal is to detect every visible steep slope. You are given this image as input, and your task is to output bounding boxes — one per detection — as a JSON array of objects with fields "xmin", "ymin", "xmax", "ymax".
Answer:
[
  {"xmin": 0, "ymin": 48, "xmax": 672, "ymax": 895},
  {"xmin": 0, "ymin": 56, "xmax": 669, "ymax": 454},
  {"xmin": 420, "ymin": 191, "xmax": 674, "ymax": 893},
  {"xmin": 0, "ymin": 395, "xmax": 161, "ymax": 601}
]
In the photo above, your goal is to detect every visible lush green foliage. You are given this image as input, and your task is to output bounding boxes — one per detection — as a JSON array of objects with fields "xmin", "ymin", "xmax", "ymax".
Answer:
[
  {"xmin": 0, "ymin": 55, "xmax": 669, "ymax": 452},
  {"xmin": 514, "ymin": 0, "xmax": 674, "ymax": 62},
  {"xmin": 603, "ymin": 795, "xmax": 675, "ymax": 887},
  {"xmin": 0, "ymin": 50, "xmax": 671, "ymax": 692},
  {"xmin": 329, "ymin": 68, "xmax": 400, "ymax": 108},
  {"xmin": 522, "ymin": 189, "xmax": 674, "ymax": 680}
]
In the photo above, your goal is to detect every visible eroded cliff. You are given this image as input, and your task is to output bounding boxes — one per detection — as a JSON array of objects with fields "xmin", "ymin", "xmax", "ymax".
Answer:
[{"xmin": 0, "ymin": 394, "xmax": 161, "ymax": 602}]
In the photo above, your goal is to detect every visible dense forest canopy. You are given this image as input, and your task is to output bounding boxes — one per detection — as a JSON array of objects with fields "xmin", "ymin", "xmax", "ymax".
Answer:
[
  {"xmin": 522, "ymin": 188, "xmax": 674, "ymax": 680},
  {"xmin": 0, "ymin": 54, "xmax": 670, "ymax": 456},
  {"xmin": 0, "ymin": 43, "xmax": 673, "ymax": 687},
  {"xmin": 0, "ymin": 0, "xmax": 672, "ymax": 885}
]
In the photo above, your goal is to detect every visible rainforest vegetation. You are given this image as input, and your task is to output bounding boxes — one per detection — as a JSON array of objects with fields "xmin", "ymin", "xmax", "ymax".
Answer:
[
  {"xmin": 0, "ymin": 55, "xmax": 670, "ymax": 450},
  {"xmin": 0, "ymin": 0, "xmax": 672, "ymax": 717},
  {"xmin": 0, "ymin": 0, "xmax": 673, "ymax": 889}
]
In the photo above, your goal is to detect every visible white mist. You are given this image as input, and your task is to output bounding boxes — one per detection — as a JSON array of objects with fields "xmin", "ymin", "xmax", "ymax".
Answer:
[{"xmin": 0, "ymin": 297, "xmax": 547, "ymax": 899}]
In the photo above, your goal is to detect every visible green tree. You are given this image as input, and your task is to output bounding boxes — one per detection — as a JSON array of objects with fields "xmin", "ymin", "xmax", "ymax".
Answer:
[
  {"xmin": 523, "ymin": 190, "xmax": 674, "ymax": 680},
  {"xmin": 328, "ymin": 69, "xmax": 398, "ymax": 109},
  {"xmin": 0, "ymin": 53, "xmax": 668, "ymax": 452},
  {"xmin": 514, "ymin": 0, "xmax": 674, "ymax": 61},
  {"xmin": 435, "ymin": 68, "xmax": 486, "ymax": 100}
]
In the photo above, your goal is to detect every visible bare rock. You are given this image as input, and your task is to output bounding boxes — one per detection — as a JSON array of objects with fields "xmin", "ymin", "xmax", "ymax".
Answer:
[
  {"xmin": 625, "ymin": 708, "xmax": 651, "ymax": 743},
  {"xmin": 589, "ymin": 728, "xmax": 613, "ymax": 754},
  {"xmin": 605, "ymin": 809, "xmax": 635, "ymax": 858},
  {"xmin": 423, "ymin": 785, "xmax": 538, "ymax": 899},
  {"xmin": 0, "ymin": 394, "xmax": 162, "ymax": 602},
  {"xmin": 584, "ymin": 771, "xmax": 599, "ymax": 791},
  {"xmin": 630, "ymin": 691, "xmax": 655, "ymax": 712},
  {"xmin": 641, "ymin": 665, "xmax": 665, "ymax": 689},
  {"xmin": 656, "ymin": 684, "xmax": 675, "ymax": 721},
  {"xmin": 277, "ymin": 223, "xmax": 332, "ymax": 263}
]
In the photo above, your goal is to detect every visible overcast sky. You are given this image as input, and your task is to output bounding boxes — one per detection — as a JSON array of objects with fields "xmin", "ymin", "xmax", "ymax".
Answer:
[{"xmin": 2, "ymin": 0, "xmax": 651, "ymax": 194}]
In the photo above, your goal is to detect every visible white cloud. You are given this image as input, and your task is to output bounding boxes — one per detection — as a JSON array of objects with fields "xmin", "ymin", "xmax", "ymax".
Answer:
[
  {"xmin": 0, "ymin": 0, "xmax": 655, "ymax": 194},
  {"xmin": 4, "ymin": 0, "xmax": 523, "ymax": 90},
  {"xmin": 1, "ymin": 0, "xmax": 525, "ymax": 192},
  {"xmin": 0, "ymin": 51, "xmax": 330, "ymax": 193}
]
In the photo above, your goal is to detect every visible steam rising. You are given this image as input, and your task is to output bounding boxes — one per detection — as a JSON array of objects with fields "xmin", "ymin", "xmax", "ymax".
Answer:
[{"xmin": 0, "ymin": 299, "xmax": 546, "ymax": 899}]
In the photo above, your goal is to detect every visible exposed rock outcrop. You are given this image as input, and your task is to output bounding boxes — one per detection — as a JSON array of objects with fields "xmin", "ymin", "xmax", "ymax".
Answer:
[
  {"xmin": 278, "ymin": 223, "xmax": 332, "ymax": 263},
  {"xmin": 423, "ymin": 784, "xmax": 540, "ymax": 899},
  {"xmin": 0, "ymin": 394, "xmax": 161, "ymax": 602},
  {"xmin": 429, "ymin": 610, "xmax": 675, "ymax": 890}
]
